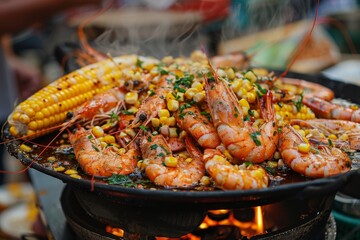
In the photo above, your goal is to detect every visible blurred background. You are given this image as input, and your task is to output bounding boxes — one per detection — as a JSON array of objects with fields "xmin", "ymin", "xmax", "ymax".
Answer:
[{"xmin": 1, "ymin": 0, "xmax": 360, "ymax": 239}]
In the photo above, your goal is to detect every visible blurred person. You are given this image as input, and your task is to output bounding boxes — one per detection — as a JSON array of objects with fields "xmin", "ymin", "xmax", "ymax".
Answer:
[{"xmin": 0, "ymin": 0, "xmax": 101, "ymax": 184}]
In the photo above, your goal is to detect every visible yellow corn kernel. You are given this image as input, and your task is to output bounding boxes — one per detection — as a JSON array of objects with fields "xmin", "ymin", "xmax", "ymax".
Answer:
[
  {"xmin": 12, "ymin": 112, "xmax": 20, "ymax": 121},
  {"xmin": 24, "ymin": 108, "xmax": 35, "ymax": 118},
  {"xmin": 231, "ymin": 79, "xmax": 242, "ymax": 92},
  {"xmin": 100, "ymin": 141, "xmax": 107, "ymax": 148},
  {"xmin": 104, "ymin": 135, "xmax": 116, "ymax": 144},
  {"xmin": 185, "ymin": 158, "xmax": 193, "ymax": 163},
  {"xmin": 160, "ymin": 125, "xmax": 169, "ymax": 136},
  {"xmin": 137, "ymin": 160, "xmax": 144, "ymax": 169},
  {"xmin": 252, "ymin": 110, "xmax": 260, "ymax": 118},
  {"xmin": 244, "ymin": 71, "xmax": 257, "ymax": 82},
  {"xmin": 193, "ymin": 91, "xmax": 205, "ymax": 103},
  {"xmin": 350, "ymin": 104, "xmax": 359, "ymax": 110},
  {"xmin": 125, "ymin": 128, "xmax": 136, "ymax": 138},
  {"xmin": 28, "ymin": 121, "xmax": 38, "ymax": 130},
  {"xmin": 167, "ymin": 99, "xmax": 179, "ymax": 111},
  {"xmin": 118, "ymin": 148, "xmax": 126, "ymax": 154},
  {"xmin": 246, "ymin": 92, "xmax": 256, "ymax": 104},
  {"xmin": 298, "ymin": 129, "xmax": 306, "ymax": 137},
  {"xmin": 133, "ymin": 72, "xmax": 142, "ymax": 81},
  {"xmin": 119, "ymin": 131, "xmax": 127, "ymax": 138},
  {"xmin": 19, "ymin": 114, "xmax": 30, "ymax": 124},
  {"xmin": 176, "ymin": 92, "xmax": 184, "ymax": 102},
  {"xmin": 9, "ymin": 126, "xmax": 19, "ymax": 136},
  {"xmin": 242, "ymin": 79, "xmax": 252, "ymax": 91},
  {"xmin": 168, "ymin": 117, "xmax": 176, "ymax": 126},
  {"xmin": 239, "ymin": 99, "xmax": 250, "ymax": 109},
  {"xmin": 69, "ymin": 174, "xmax": 81, "ymax": 179},
  {"xmin": 54, "ymin": 166, "xmax": 65, "ymax": 172},
  {"xmin": 125, "ymin": 91, "xmax": 138, "ymax": 105},
  {"xmin": 339, "ymin": 133, "xmax": 348, "ymax": 141},
  {"xmin": 164, "ymin": 156, "xmax": 178, "ymax": 167},
  {"xmin": 128, "ymin": 106, "xmax": 138, "ymax": 114},
  {"xmin": 92, "ymin": 126, "xmax": 104, "ymax": 138},
  {"xmin": 191, "ymin": 81, "xmax": 203, "ymax": 91},
  {"xmin": 179, "ymin": 130, "xmax": 187, "ymax": 139},
  {"xmin": 293, "ymin": 125, "xmax": 300, "ymax": 130},
  {"xmin": 328, "ymin": 134, "xmax": 337, "ymax": 140},
  {"xmin": 111, "ymin": 143, "xmax": 120, "ymax": 148},
  {"xmin": 225, "ymin": 68, "xmax": 235, "ymax": 80},
  {"xmin": 148, "ymin": 84, "xmax": 156, "ymax": 90},
  {"xmin": 298, "ymin": 143, "xmax": 311, "ymax": 153},
  {"xmin": 65, "ymin": 169, "xmax": 78, "ymax": 175},
  {"xmin": 200, "ymin": 176, "xmax": 211, "ymax": 186},
  {"xmin": 252, "ymin": 68, "xmax": 269, "ymax": 76},
  {"xmin": 169, "ymin": 128, "xmax": 178, "ymax": 137},
  {"xmin": 223, "ymin": 150, "xmax": 233, "ymax": 161},
  {"xmin": 20, "ymin": 144, "xmax": 32, "ymax": 153},
  {"xmin": 47, "ymin": 156, "xmax": 56, "ymax": 162},
  {"xmin": 213, "ymin": 155, "xmax": 225, "ymax": 162},
  {"xmin": 158, "ymin": 109, "xmax": 170, "ymax": 118},
  {"xmin": 184, "ymin": 88, "xmax": 198, "ymax": 100},
  {"xmin": 151, "ymin": 118, "xmax": 160, "ymax": 128},
  {"xmin": 236, "ymin": 88, "xmax": 247, "ymax": 98},
  {"xmin": 304, "ymin": 129, "xmax": 310, "ymax": 136},
  {"xmin": 166, "ymin": 92, "xmax": 176, "ymax": 102},
  {"xmin": 162, "ymin": 56, "xmax": 174, "ymax": 64},
  {"xmin": 268, "ymin": 161, "xmax": 278, "ymax": 168},
  {"xmin": 160, "ymin": 116, "xmax": 168, "ymax": 125},
  {"xmin": 273, "ymin": 151, "xmax": 281, "ymax": 160}
]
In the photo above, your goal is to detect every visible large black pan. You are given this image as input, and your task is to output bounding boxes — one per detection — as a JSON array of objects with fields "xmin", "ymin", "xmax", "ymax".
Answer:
[{"xmin": 5, "ymin": 72, "xmax": 360, "ymax": 209}]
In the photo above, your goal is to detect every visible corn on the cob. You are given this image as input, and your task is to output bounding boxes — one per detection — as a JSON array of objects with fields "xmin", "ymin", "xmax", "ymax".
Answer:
[{"xmin": 7, "ymin": 60, "xmax": 124, "ymax": 137}]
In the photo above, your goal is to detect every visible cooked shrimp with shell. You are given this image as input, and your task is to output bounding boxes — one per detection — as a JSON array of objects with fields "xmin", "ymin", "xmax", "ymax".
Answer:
[{"xmin": 3, "ymin": 51, "xmax": 357, "ymax": 191}]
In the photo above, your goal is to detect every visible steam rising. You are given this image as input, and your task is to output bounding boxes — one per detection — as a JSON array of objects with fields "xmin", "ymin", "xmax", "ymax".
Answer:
[
  {"xmin": 89, "ymin": 0, "xmax": 313, "ymax": 58},
  {"xmin": 92, "ymin": 8, "xmax": 204, "ymax": 58}
]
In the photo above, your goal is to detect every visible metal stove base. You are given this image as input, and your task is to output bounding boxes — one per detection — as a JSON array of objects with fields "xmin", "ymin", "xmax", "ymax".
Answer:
[{"xmin": 61, "ymin": 186, "xmax": 337, "ymax": 240}]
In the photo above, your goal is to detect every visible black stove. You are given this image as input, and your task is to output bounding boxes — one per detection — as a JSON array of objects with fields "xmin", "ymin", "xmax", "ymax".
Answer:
[{"xmin": 29, "ymin": 170, "xmax": 338, "ymax": 240}]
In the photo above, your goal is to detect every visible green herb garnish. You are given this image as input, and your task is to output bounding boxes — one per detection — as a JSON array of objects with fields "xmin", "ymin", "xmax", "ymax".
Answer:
[
  {"xmin": 150, "ymin": 144, "xmax": 158, "ymax": 150},
  {"xmin": 328, "ymin": 139, "xmax": 333, "ymax": 147},
  {"xmin": 110, "ymin": 112, "xmax": 119, "ymax": 122},
  {"xmin": 294, "ymin": 93, "xmax": 304, "ymax": 112},
  {"xmin": 201, "ymin": 111, "xmax": 212, "ymax": 121},
  {"xmin": 250, "ymin": 131, "xmax": 261, "ymax": 146},
  {"xmin": 121, "ymin": 110, "xmax": 134, "ymax": 115},
  {"xmin": 92, "ymin": 144, "xmax": 100, "ymax": 152},
  {"xmin": 140, "ymin": 125, "xmax": 148, "ymax": 131},
  {"xmin": 136, "ymin": 58, "xmax": 143, "ymax": 67},
  {"xmin": 106, "ymin": 174, "xmax": 151, "ymax": 187},
  {"xmin": 245, "ymin": 162, "xmax": 253, "ymax": 167},
  {"xmin": 149, "ymin": 89, "xmax": 155, "ymax": 96}
]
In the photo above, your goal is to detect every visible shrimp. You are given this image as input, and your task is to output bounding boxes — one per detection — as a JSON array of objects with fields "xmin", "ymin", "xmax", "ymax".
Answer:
[
  {"xmin": 139, "ymin": 134, "xmax": 204, "ymax": 188},
  {"xmin": 129, "ymin": 76, "xmax": 171, "ymax": 128},
  {"xmin": 175, "ymin": 105, "xmax": 221, "ymax": 149},
  {"xmin": 63, "ymin": 87, "xmax": 126, "ymax": 128},
  {"xmin": 205, "ymin": 72, "xmax": 278, "ymax": 163},
  {"xmin": 303, "ymin": 96, "xmax": 360, "ymax": 122},
  {"xmin": 203, "ymin": 149, "xmax": 268, "ymax": 190},
  {"xmin": 291, "ymin": 119, "xmax": 360, "ymax": 151},
  {"xmin": 280, "ymin": 78, "xmax": 334, "ymax": 101},
  {"xmin": 279, "ymin": 125, "xmax": 351, "ymax": 178},
  {"xmin": 68, "ymin": 127, "xmax": 139, "ymax": 177}
]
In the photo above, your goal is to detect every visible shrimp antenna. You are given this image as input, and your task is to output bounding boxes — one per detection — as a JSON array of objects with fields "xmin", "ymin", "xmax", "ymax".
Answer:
[{"xmin": 201, "ymin": 46, "xmax": 244, "ymax": 118}]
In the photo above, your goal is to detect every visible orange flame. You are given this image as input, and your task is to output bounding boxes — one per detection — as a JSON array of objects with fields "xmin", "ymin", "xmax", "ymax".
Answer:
[{"xmin": 106, "ymin": 207, "xmax": 265, "ymax": 239}]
